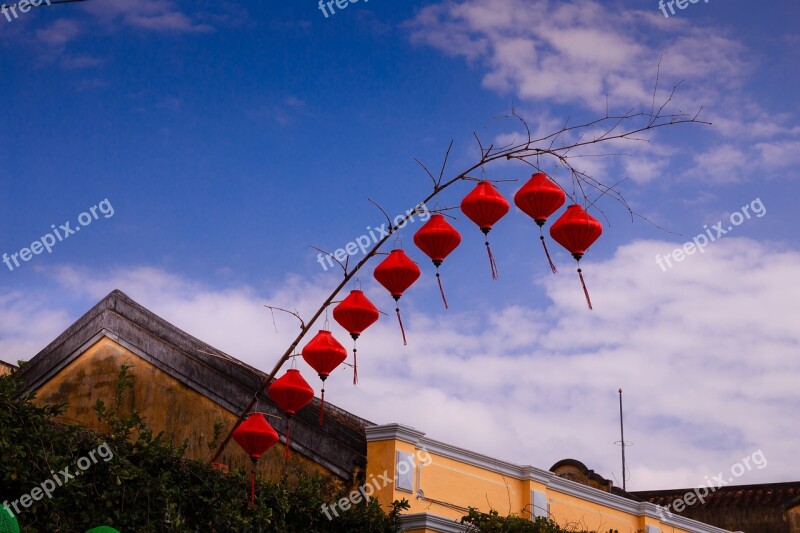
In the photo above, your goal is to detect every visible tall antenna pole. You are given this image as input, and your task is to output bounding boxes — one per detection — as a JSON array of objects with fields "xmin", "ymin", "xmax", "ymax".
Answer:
[{"xmin": 619, "ymin": 388, "xmax": 627, "ymax": 491}]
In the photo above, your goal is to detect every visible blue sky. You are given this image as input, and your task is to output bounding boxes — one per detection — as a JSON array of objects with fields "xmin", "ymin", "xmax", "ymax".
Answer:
[{"xmin": 1, "ymin": 0, "xmax": 799, "ymax": 492}]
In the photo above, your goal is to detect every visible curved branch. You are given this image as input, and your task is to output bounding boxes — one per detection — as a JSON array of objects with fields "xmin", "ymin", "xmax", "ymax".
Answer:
[{"xmin": 209, "ymin": 89, "xmax": 709, "ymax": 464}]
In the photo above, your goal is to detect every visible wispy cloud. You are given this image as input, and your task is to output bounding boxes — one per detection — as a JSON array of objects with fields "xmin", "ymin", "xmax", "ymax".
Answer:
[
  {"xmin": 35, "ymin": 18, "xmax": 81, "ymax": 46},
  {"xmin": 5, "ymin": 236, "xmax": 799, "ymax": 490},
  {"xmin": 405, "ymin": 0, "xmax": 800, "ymax": 185},
  {"xmin": 83, "ymin": 0, "xmax": 213, "ymax": 33},
  {"xmin": 406, "ymin": 0, "xmax": 749, "ymax": 111}
]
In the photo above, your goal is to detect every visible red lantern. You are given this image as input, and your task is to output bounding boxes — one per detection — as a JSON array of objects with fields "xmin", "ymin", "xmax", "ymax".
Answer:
[
  {"xmin": 413, "ymin": 214, "xmax": 461, "ymax": 309},
  {"xmin": 333, "ymin": 290, "xmax": 380, "ymax": 384},
  {"xmin": 550, "ymin": 204, "xmax": 603, "ymax": 310},
  {"xmin": 232, "ymin": 412, "xmax": 280, "ymax": 506},
  {"xmin": 373, "ymin": 249, "xmax": 421, "ymax": 345},
  {"xmin": 514, "ymin": 172, "xmax": 566, "ymax": 274},
  {"xmin": 268, "ymin": 369, "xmax": 314, "ymax": 459},
  {"xmin": 302, "ymin": 330, "xmax": 347, "ymax": 425},
  {"xmin": 460, "ymin": 181, "xmax": 509, "ymax": 279}
]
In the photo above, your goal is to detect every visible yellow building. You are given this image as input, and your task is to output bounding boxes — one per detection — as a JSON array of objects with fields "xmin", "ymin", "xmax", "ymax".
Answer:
[
  {"xmin": 14, "ymin": 290, "xmax": 369, "ymax": 482},
  {"xmin": 11, "ymin": 290, "xmax": 739, "ymax": 532},
  {"xmin": 364, "ymin": 424, "xmax": 729, "ymax": 533},
  {"xmin": 0, "ymin": 361, "xmax": 16, "ymax": 376}
]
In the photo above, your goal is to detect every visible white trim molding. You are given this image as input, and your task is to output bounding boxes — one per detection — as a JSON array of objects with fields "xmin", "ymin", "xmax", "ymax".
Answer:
[
  {"xmin": 367, "ymin": 424, "xmax": 731, "ymax": 533},
  {"xmin": 399, "ymin": 513, "xmax": 467, "ymax": 533}
]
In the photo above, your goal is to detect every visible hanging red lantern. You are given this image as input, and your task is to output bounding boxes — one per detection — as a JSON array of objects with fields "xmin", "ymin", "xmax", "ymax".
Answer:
[
  {"xmin": 549, "ymin": 204, "xmax": 603, "ymax": 310},
  {"xmin": 268, "ymin": 369, "xmax": 314, "ymax": 459},
  {"xmin": 333, "ymin": 290, "xmax": 380, "ymax": 385},
  {"xmin": 413, "ymin": 214, "xmax": 461, "ymax": 309},
  {"xmin": 373, "ymin": 249, "xmax": 421, "ymax": 345},
  {"xmin": 460, "ymin": 181, "xmax": 509, "ymax": 280},
  {"xmin": 302, "ymin": 330, "xmax": 347, "ymax": 425},
  {"xmin": 232, "ymin": 412, "xmax": 280, "ymax": 507},
  {"xmin": 514, "ymin": 172, "xmax": 566, "ymax": 274}
]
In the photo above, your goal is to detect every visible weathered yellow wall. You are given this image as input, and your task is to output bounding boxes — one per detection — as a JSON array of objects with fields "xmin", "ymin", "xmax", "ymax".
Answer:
[
  {"xmin": 417, "ymin": 451, "xmax": 527, "ymax": 519},
  {"xmin": 368, "ymin": 438, "xmax": 703, "ymax": 533},
  {"xmin": 33, "ymin": 336, "xmax": 325, "ymax": 479},
  {"xmin": 0, "ymin": 363, "xmax": 15, "ymax": 376},
  {"xmin": 366, "ymin": 439, "xmax": 399, "ymax": 507}
]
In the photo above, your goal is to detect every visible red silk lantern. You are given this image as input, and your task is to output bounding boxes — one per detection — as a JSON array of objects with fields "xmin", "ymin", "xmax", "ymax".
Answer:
[
  {"xmin": 514, "ymin": 172, "xmax": 566, "ymax": 274},
  {"xmin": 413, "ymin": 214, "xmax": 461, "ymax": 309},
  {"xmin": 373, "ymin": 249, "xmax": 421, "ymax": 345},
  {"xmin": 460, "ymin": 181, "xmax": 509, "ymax": 279},
  {"xmin": 232, "ymin": 412, "xmax": 279, "ymax": 506},
  {"xmin": 550, "ymin": 204, "xmax": 603, "ymax": 310},
  {"xmin": 302, "ymin": 330, "xmax": 347, "ymax": 425},
  {"xmin": 333, "ymin": 290, "xmax": 380, "ymax": 384},
  {"xmin": 268, "ymin": 369, "xmax": 314, "ymax": 459}
]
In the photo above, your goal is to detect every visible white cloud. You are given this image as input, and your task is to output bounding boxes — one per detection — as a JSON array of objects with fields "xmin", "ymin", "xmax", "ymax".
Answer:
[
  {"xmin": 406, "ymin": 0, "xmax": 748, "ymax": 112},
  {"xmin": 4, "ymin": 236, "xmax": 799, "ymax": 491},
  {"xmin": 83, "ymin": 0, "xmax": 213, "ymax": 33},
  {"xmin": 406, "ymin": 0, "xmax": 800, "ymax": 185},
  {"xmin": 35, "ymin": 19, "xmax": 81, "ymax": 46}
]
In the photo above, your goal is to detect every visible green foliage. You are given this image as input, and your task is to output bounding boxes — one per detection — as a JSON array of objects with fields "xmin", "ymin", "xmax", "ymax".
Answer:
[
  {"xmin": 460, "ymin": 509, "xmax": 620, "ymax": 533},
  {"xmin": 0, "ymin": 368, "xmax": 406, "ymax": 532}
]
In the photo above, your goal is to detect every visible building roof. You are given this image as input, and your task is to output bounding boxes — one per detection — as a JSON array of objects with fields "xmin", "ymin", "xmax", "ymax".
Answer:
[
  {"xmin": 15, "ymin": 289, "xmax": 372, "ymax": 480},
  {"xmin": 634, "ymin": 481, "xmax": 800, "ymax": 510}
]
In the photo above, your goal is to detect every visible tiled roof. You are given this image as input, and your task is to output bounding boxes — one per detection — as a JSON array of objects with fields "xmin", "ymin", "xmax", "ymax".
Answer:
[
  {"xmin": 634, "ymin": 481, "xmax": 800, "ymax": 510},
  {"xmin": 15, "ymin": 289, "xmax": 373, "ymax": 480}
]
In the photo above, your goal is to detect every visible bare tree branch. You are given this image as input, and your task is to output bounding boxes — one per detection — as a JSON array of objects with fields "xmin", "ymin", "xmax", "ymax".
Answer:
[
  {"xmin": 308, "ymin": 245, "xmax": 347, "ymax": 275},
  {"xmin": 264, "ymin": 305, "xmax": 305, "ymax": 331},
  {"xmin": 437, "ymin": 140, "xmax": 454, "ymax": 188},
  {"xmin": 413, "ymin": 158, "xmax": 438, "ymax": 188},
  {"xmin": 368, "ymin": 198, "xmax": 393, "ymax": 230},
  {"xmin": 209, "ymin": 85, "xmax": 710, "ymax": 464}
]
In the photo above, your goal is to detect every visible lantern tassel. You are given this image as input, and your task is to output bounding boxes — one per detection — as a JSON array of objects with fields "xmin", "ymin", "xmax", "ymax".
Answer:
[
  {"xmin": 319, "ymin": 387, "xmax": 325, "ymax": 427},
  {"xmin": 352, "ymin": 346, "xmax": 358, "ymax": 385},
  {"xmin": 436, "ymin": 271, "xmax": 449, "ymax": 309},
  {"xmin": 578, "ymin": 268, "xmax": 593, "ymax": 310},
  {"xmin": 249, "ymin": 459, "xmax": 257, "ymax": 507},
  {"xmin": 395, "ymin": 306, "xmax": 408, "ymax": 346},
  {"xmin": 540, "ymin": 232, "xmax": 557, "ymax": 274},
  {"xmin": 485, "ymin": 240, "xmax": 498, "ymax": 280}
]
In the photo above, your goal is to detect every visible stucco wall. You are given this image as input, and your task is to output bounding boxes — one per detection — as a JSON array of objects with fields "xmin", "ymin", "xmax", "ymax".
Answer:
[{"xmin": 33, "ymin": 336, "xmax": 325, "ymax": 479}]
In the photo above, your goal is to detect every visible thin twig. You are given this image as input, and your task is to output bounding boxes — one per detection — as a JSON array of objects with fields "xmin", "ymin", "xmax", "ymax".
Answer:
[
  {"xmin": 263, "ymin": 305, "xmax": 305, "ymax": 330},
  {"xmin": 368, "ymin": 198, "xmax": 393, "ymax": 229}
]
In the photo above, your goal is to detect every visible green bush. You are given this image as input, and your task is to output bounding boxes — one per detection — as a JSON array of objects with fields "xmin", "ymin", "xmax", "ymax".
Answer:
[
  {"xmin": 0, "ymin": 368, "xmax": 407, "ymax": 532},
  {"xmin": 460, "ymin": 509, "xmax": 621, "ymax": 533}
]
